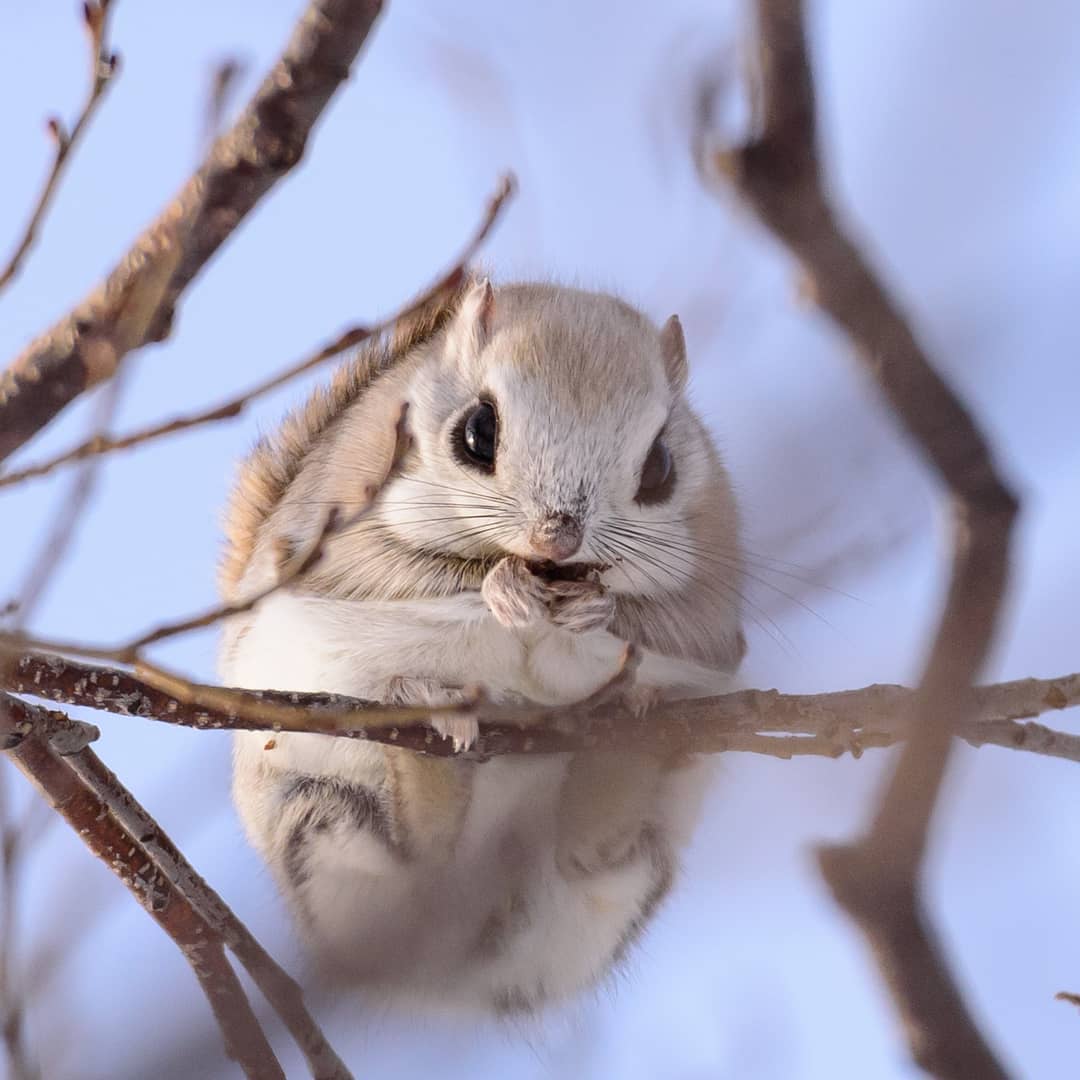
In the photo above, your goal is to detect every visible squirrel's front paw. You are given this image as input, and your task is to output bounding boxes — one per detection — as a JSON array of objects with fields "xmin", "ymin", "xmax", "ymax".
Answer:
[
  {"xmin": 544, "ymin": 578, "xmax": 615, "ymax": 633},
  {"xmin": 482, "ymin": 557, "xmax": 548, "ymax": 629}
]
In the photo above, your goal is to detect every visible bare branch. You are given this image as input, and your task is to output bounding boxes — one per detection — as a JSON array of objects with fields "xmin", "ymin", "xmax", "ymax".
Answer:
[
  {"xmin": 11, "ymin": 369, "xmax": 130, "ymax": 626},
  {"xmin": 202, "ymin": 58, "xmax": 245, "ymax": 152},
  {"xmin": 707, "ymin": 2, "xmax": 1018, "ymax": 1076},
  {"xmin": 0, "ymin": 1, "xmax": 119, "ymax": 295},
  {"xmin": 0, "ymin": 174, "xmax": 515, "ymax": 490},
  {"xmin": 0, "ymin": 0, "xmax": 386, "ymax": 463},
  {"xmin": 2, "ymin": 643, "xmax": 486, "ymax": 733},
  {"xmin": 5, "ymin": 649, "xmax": 1077, "ymax": 763},
  {"xmin": 63, "ymin": 744, "xmax": 351, "ymax": 1079},
  {"xmin": 118, "ymin": 506, "xmax": 344, "ymax": 661},
  {"xmin": 0, "ymin": 693, "xmax": 284, "ymax": 1079},
  {"xmin": 1, "ymin": 689, "xmax": 352, "ymax": 1077},
  {"xmin": 2, "ymin": 404, "xmax": 411, "ymax": 670}
]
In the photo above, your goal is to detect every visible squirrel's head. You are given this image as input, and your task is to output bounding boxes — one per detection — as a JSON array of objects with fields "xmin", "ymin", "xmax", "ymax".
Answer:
[{"xmin": 373, "ymin": 278, "xmax": 731, "ymax": 599}]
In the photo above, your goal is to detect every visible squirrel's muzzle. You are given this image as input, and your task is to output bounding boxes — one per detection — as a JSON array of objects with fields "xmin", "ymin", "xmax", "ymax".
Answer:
[{"xmin": 527, "ymin": 512, "xmax": 583, "ymax": 562}]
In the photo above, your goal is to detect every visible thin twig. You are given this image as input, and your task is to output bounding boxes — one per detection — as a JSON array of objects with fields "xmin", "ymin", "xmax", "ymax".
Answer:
[
  {"xmin": 0, "ymin": 1, "xmax": 120, "ymax": 295},
  {"xmin": 120, "ymin": 506, "xmax": 343, "ymax": 661},
  {"xmin": 1, "ymin": 405, "xmax": 410, "ymax": 671},
  {"xmin": 4, "ymin": 649, "xmax": 1077, "ymax": 763},
  {"xmin": 12, "ymin": 369, "xmax": 130, "ymax": 626},
  {"xmin": 0, "ymin": 359, "xmax": 128, "ymax": 1074},
  {"xmin": 3, "ymin": 643, "xmax": 485, "ymax": 733},
  {"xmin": 0, "ymin": 0, "xmax": 386, "ymax": 463},
  {"xmin": 202, "ymin": 58, "xmax": 245, "ymax": 153},
  {"xmin": 710, "ymin": 2, "xmax": 1017, "ymax": 1076},
  {"xmin": 120, "ymin": 398, "xmax": 413, "ymax": 656},
  {"xmin": 0, "ymin": 174, "xmax": 515, "ymax": 490},
  {"xmin": 0, "ymin": 693, "xmax": 284, "ymax": 1079}
]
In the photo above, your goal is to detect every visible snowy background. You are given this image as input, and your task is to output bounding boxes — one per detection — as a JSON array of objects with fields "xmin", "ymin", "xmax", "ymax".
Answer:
[{"xmin": 1, "ymin": 1, "xmax": 1079, "ymax": 1077}]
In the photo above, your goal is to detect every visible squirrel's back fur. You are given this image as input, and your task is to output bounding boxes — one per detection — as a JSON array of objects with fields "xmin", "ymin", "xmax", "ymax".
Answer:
[{"xmin": 218, "ymin": 276, "xmax": 471, "ymax": 598}]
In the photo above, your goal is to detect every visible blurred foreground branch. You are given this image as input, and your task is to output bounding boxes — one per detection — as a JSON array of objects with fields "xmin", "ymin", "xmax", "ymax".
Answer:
[
  {"xmin": 0, "ymin": 0, "xmax": 385, "ymax": 462},
  {"xmin": 0, "ymin": 694, "xmax": 299, "ymax": 1078},
  {"xmin": 0, "ymin": 688, "xmax": 353, "ymax": 1078},
  {"xmin": 0, "ymin": 174, "xmax": 514, "ymax": 491},
  {"xmin": 705, "ymin": 1, "xmax": 1019, "ymax": 1076}
]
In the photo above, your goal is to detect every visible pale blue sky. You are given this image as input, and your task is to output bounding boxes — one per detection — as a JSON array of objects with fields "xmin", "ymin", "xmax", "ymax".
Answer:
[{"xmin": 1, "ymin": 2, "xmax": 1079, "ymax": 1077}]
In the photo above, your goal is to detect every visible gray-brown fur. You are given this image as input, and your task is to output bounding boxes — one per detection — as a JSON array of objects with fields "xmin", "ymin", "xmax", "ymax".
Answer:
[{"xmin": 219, "ymin": 276, "xmax": 471, "ymax": 598}]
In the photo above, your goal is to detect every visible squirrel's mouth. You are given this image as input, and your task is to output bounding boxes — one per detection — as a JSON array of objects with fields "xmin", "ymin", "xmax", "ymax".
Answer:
[
  {"xmin": 527, "ymin": 560, "xmax": 608, "ymax": 583},
  {"xmin": 408, "ymin": 538, "xmax": 611, "ymax": 590}
]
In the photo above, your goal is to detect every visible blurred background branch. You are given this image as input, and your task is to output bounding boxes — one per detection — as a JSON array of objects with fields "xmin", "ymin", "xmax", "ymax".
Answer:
[
  {"xmin": 0, "ymin": 0, "xmax": 119, "ymax": 296},
  {"xmin": 0, "ymin": 0, "xmax": 385, "ymax": 463},
  {"xmin": 706, "ymin": 1, "xmax": 1018, "ymax": 1075},
  {"xmin": 0, "ymin": 173, "xmax": 513, "ymax": 492}
]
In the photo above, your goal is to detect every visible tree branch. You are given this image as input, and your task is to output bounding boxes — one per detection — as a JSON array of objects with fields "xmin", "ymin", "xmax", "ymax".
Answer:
[
  {"xmin": 1, "ymin": 404, "xmax": 409, "ymax": 672},
  {"xmin": 62, "ymin": 744, "xmax": 351, "ymax": 1079},
  {"xmin": 4, "ymin": 649, "xmax": 1076, "ymax": 763},
  {"xmin": 708, "ymin": 2, "xmax": 1018, "ymax": 1076},
  {"xmin": 0, "ymin": 1, "xmax": 119, "ymax": 296},
  {"xmin": 0, "ymin": 0, "xmax": 385, "ymax": 463},
  {"xmin": 0, "ymin": 174, "xmax": 515, "ymax": 490},
  {"xmin": 10, "ymin": 368, "xmax": 130, "ymax": 627},
  {"xmin": 0, "ymin": 693, "xmax": 285, "ymax": 1079}
]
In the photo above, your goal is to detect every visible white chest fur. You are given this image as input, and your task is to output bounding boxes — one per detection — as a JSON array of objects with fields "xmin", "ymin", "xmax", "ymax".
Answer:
[{"xmin": 224, "ymin": 587, "xmax": 722, "ymax": 1012}]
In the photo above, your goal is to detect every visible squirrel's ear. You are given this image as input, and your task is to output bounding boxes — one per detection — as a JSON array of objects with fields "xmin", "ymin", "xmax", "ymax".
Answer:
[
  {"xmin": 660, "ymin": 315, "xmax": 687, "ymax": 392},
  {"xmin": 455, "ymin": 277, "xmax": 496, "ymax": 355},
  {"xmin": 446, "ymin": 277, "xmax": 495, "ymax": 368}
]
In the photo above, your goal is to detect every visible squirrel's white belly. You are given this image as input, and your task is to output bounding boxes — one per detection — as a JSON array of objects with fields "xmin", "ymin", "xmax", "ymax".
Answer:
[{"xmin": 224, "ymin": 588, "xmax": 694, "ymax": 1012}]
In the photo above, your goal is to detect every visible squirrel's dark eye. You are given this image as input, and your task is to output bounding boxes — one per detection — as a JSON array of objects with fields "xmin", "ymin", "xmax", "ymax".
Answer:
[
  {"xmin": 635, "ymin": 435, "xmax": 674, "ymax": 505},
  {"xmin": 455, "ymin": 400, "xmax": 498, "ymax": 472}
]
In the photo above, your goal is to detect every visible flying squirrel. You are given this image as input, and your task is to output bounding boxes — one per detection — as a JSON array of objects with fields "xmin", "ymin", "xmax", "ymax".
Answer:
[{"xmin": 218, "ymin": 275, "xmax": 746, "ymax": 1016}]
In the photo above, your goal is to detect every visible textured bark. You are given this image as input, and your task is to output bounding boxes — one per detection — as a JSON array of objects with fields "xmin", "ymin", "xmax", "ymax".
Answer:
[
  {"xmin": 0, "ymin": 174, "xmax": 513, "ymax": 492},
  {"xmin": 5, "ymin": 649, "xmax": 1077, "ymax": 765},
  {"xmin": 0, "ymin": 0, "xmax": 384, "ymax": 462},
  {"xmin": 67, "ymin": 747, "xmax": 351, "ymax": 1080},
  {"xmin": 0, "ymin": 694, "xmax": 284, "ymax": 1079}
]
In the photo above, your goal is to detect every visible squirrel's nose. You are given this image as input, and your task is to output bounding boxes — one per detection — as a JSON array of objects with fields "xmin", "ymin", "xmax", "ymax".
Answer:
[{"xmin": 527, "ymin": 513, "xmax": 582, "ymax": 562}]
